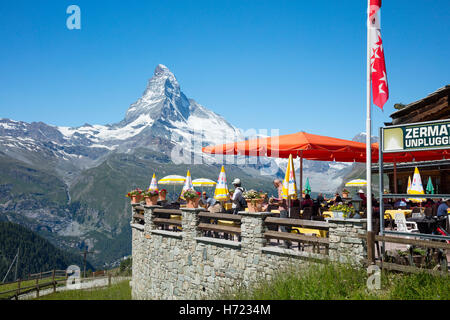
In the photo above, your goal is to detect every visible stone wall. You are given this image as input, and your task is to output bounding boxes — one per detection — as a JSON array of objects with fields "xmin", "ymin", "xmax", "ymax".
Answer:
[{"xmin": 130, "ymin": 206, "xmax": 368, "ymax": 300}]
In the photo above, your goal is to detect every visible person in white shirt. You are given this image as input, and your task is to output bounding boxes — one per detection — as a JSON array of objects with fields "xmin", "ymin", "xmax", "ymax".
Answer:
[{"xmin": 231, "ymin": 178, "xmax": 245, "ymax": 214}]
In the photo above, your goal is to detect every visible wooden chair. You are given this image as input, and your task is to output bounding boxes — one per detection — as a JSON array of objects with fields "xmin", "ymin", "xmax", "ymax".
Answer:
[
  {"xmin": 289, "ymin": 207, "xmax": 301, "ymax": 219},
  {"xmin": 425, "ymin": 207, "xmax": 433, "ymax": 218},
  {"xmin": 301, "ymin": 207, "xmax": 313, "ymax": 220},
  {"xmin": 411, "ymin": 207, "xmax": 421, "ymax": 214}
]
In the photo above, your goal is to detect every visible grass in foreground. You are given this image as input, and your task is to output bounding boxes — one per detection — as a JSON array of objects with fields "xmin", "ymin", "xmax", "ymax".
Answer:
[
  {"xmin": 218, "ymin": 262, "xmax": 450, "ymax": 300},
  {"xmin": 35, "ymin": 280, "xmax": 131, "ymax": 300}
]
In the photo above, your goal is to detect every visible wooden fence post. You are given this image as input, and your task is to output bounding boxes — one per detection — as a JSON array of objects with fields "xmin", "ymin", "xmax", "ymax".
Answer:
[
  {"xmin": 108, "ymin": 273, "xmax": 111, "ymax": 287},
  {"xmin": 16, "ymin": 278, "xmax": 21, "ymax": 300},
  {"xmin": 367, "ymin": 231, "xmax": 376, "ymax": 265},
  {"xmin": 35, "ymin": 274, "xmax": 40, "ymax": 298},
  {"xmin": 52, "ymin": 270, "xmax": 56, "ymax": 293}
]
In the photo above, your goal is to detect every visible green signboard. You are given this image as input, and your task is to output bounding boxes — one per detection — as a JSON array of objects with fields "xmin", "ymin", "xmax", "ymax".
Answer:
[{"xmin": 383, "ymin": 119, "xmax": 450, "ymax": 152}]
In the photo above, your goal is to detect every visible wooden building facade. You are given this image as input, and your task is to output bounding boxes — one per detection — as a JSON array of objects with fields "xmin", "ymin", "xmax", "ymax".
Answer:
[{"xmin": 381, "ymin": 85, "xmax": 450, "ymax": 194}]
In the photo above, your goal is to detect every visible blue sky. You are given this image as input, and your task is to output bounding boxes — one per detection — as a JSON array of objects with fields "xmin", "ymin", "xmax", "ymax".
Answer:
[{"xmin": 0, "ymin": 0, "xmax": 449, "ymax": 140}]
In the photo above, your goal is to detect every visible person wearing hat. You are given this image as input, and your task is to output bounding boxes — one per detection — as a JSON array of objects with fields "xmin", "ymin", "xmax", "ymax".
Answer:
[
  {"xmin": 357, "ymin": 189, "xmax": 367, "ymax": 209},
  {"xmin": 437, "ymin": 198, "xmax": 450, "ymax": 217},
  {"xmin": 231, "ymin": 178, "xmax": 245, "ymax": 214}
]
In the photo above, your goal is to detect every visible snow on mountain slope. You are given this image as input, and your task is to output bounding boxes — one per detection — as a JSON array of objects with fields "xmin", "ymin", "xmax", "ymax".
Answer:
[{"xmin": 0, "ymin": 64, "xmax": 366, "ymax": 192}]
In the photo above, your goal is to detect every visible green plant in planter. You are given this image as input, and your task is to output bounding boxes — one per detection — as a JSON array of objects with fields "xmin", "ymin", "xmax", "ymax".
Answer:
[
  {"xmin": 243, "ymin": 189, "xmax": 267, "ymax": 205},
  {"xmin": 126, "ymin": 188, "xmax": 143, "ymax": 198},
  {"xmin": 183, "ymin": 189, "xmax": 199, "ymax": 201},
  {"xmin": 143, "ymin": 189, "xmax": 159, "ymax": 198},
  {"xmin": 329, "ymin": 203, "xmax": 355, "ymax": 218}
]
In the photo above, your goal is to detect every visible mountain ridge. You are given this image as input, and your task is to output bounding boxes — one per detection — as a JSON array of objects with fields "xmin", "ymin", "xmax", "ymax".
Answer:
[{"xmin": 0, "ymin": 64, "xmax": 368, "ymax": 267}]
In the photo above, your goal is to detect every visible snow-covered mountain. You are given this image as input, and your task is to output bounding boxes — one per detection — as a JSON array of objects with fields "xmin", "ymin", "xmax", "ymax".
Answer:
[
  {"xmin": 0, "ymin": 65, "xmax": 244, "ymax": 181},
  {"xmin": 0, "ymin": 64, "xmax": 373, "ymax": 266},
  {"xmin": 0, "ymin": 64, "xmax": 362, "ymax": 192}
]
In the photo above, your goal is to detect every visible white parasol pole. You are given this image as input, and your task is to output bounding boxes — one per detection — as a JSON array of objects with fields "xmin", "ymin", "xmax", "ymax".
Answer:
[{"xmin": 366, "ymin": 0, "xmax": 373, "ymax": 233}]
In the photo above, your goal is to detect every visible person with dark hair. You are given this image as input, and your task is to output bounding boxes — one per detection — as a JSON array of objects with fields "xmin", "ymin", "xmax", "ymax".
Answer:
[
  {"xmin": 316, "ymin": 193, "xmax": 325, "ymax": 205},
  {"xmin": 332, "ymin": 192, "xmax": 343, "ymax": 205},
  {"xmin": 301, "ymin": 194, "xmax": 314, "ymax": 207},
  {"xmin": 437, "ymin": 198, "xmax": 450, "ymax": 217}
]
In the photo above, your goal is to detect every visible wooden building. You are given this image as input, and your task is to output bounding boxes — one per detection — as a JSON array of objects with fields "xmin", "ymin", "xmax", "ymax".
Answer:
[{"xmin": 379, "ymin": 85, "xmax": 450, "ymax": 194}]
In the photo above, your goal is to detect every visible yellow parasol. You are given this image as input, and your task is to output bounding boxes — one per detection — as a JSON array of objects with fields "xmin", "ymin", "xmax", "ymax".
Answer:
[
  {"xmin": 282, "ymin": 154, "xmax": 298, "ymax": 199},
  {"xmin": 345, "ymin": 179, "xmax": 367, "ymax": 187},
  {"xmin": 407, "ymin": 167, "xmax": 426, "ymax": 203},
  {"xmin": 148, "ymin": 173, "xmax": 159, "ymax": 192},
  {"xmin": 214, "ymin": 165, "xmax": 230, "ymax": 201}
]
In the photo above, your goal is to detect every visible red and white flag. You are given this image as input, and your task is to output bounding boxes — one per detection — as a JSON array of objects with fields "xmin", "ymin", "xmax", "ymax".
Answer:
[{"xmin": 368, "ymin": 0, "xmax": 388, "ymax": 109}]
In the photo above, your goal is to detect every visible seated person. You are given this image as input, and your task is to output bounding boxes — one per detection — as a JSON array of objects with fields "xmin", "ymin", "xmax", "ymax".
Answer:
[
  {"xmin": 316, "ymin": 193, "xmax": 325, "ymax": 205},
  {"xmin": 331, "ymin": 192, "xmax": 343, "ymax": 205},
  {"xmin": 157, "ymin": 189, "xmax": 168, "ymax": 205},
  {"xmin": 437, "ymin": 198, "xmax": 450, "ymax": 217},
  {"xmin": 357, "ymin": 189, "xmax": 367, "ymax": 206},
  {"xmin": 199, "ymin": 191, "xmax": 208, "ymax": 207},
  {"xmin": 394, "ymin": 198, "xmax": 407, "ymax": 208},
  {"xmin": 424, "ymin": 198, "xmax": 434, "ymax": 208},
  {"xmin": 301, "ymin": 194, "xmax": 314, "ymax": 207}
]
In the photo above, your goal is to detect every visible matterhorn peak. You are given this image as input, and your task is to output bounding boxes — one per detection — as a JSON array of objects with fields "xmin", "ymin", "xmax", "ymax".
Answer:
[
  {"xmin": 154, "ymin": 64, "xmax": 171, "ymax": 76},
  {"xmin": 124, "ymin": 64, "xmax": 189, "ymax": 124}
]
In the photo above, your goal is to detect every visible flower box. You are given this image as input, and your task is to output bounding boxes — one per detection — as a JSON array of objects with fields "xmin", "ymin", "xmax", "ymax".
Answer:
[
  {"xmin": 246, "ymin": 198, "xmax": 264, "ymax": 213},
  {"xmin": 144, "ymin": 195, "xmax": 159, "ymax": 206}
]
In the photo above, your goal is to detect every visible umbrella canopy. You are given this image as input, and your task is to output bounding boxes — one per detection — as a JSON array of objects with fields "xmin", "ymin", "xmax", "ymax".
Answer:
[
  {"xmin": 426, "ymin": 177, "xmax": 435, "ymax": 195},
  {"xmin": 202, "ymin": 131, "xmax": 449, "ymax": 163},
  {"xmin": 148, "ymin": 173, "xmax": 159, "ymax": 192},
  {"xmin": 406, "ymin": 176, "xmax": 412, "ymax": 194},
  {"xmin": 180, "ymin": 170, "xmax": 194, "ymax": 199},
  {"xmin": 304, "ymin": 178, "xmax": 311, "ymax": 195},
  {"xmin": 345, "ymin": 179, "xmax": 367, "ymax": 187},
  {"xmin": 202, "ymin": 131, "xmax": 378, "ymax": 162},
  {"xmin": 158, "ymin": 175, "xmax": 186, "ymax": 185},
  {"xmin": 282, "ymin": 154, "xmax": 298, "ymax": 199},
  {"xmin": 192, "ymin": 178, "xmax": 217, "ymax": 187},
  {"xmin": 214, "ymin": 165, "xmax": 230, "ymax": 201},
  {"xmin": 407, "ymin": 167, "xmax": 426, "ymax": 202}
]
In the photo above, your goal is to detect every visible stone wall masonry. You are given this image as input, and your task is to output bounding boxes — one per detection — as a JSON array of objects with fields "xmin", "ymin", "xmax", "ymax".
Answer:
[
  {"xmin": 130, "ymin": 206, "xmax": 369, "ymax": 300},
  {"xmin": 327, "ymin": 218, "xmax": 368, "ymax": 266}
]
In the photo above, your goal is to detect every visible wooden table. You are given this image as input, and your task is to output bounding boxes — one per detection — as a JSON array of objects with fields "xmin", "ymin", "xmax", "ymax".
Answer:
[{"xmin": 384, "ymin": 209, "xmax": 412, "ymax": 220}]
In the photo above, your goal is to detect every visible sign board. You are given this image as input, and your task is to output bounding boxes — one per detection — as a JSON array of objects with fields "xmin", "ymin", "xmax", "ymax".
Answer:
[{"xmin": 383, "ymin": 119, "xmax": 450, "ymax": 152}]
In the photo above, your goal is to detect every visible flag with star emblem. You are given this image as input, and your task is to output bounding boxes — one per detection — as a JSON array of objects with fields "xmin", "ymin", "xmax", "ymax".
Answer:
[{"xmin": 368, "ymin": 0, "xmax": 388, "ymax": 109}]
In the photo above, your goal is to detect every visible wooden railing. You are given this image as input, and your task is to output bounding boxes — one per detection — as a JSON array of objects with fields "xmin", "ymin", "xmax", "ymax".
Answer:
[
  {"xmin": 264, "ymin": 217, "xmax": 330, "ymax": 254},
  {"xmin": 0, "ymin": 270, "xmax": 114, "ymax": 300},
  {"xmin": 198, "ymin": 212, "xmax": 241, "ymax": 237},
  {"xmin": 359, "ymin": 232, "xmax": 449, "ymax": 275},
  {"xmin": 153, "ymin": 208, "xmax": 183, "ymax": 231},
  {"xmin": 0, "ymin": 270, "xmax": 67, "ymax": 300}
]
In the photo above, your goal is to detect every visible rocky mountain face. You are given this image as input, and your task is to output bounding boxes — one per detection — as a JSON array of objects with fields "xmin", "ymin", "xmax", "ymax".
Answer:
[{"xmin": 0, "ymin": 64, "xmax": 358, "ymax": 267}]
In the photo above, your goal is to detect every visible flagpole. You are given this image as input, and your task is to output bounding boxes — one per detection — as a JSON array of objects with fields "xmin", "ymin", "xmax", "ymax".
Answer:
[{"xmin": 366, "ymin": 0, "xmax": 373, "ymax": 233}]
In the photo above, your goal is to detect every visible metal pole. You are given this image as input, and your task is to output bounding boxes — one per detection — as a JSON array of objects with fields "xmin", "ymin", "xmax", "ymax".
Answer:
[
  {"xmin": 2, "ymin": 250, "xmax": 18, "ymax": 283},
  {"xmin": 299, "ymin": 155, "xmax": 303, "ymax": 209},
  {"xmin": 14, "ymin": 247, "xmax": 19, "ymax": 281},
  {"xmin": 83, "ymin": 248, "xmax": 87, "ymax": 279},
  {"xmin": 393, "ymin": 162, "xmax": 398, "ymax": 194},
  {"xmin": 379, "ymin": 127, "xmax": 385, "ymax": 262},
  {"xmin": 366, "ymin": 0, "xmax": 373, "ymax": 233},
  {"xmin": 379, "ymin": 128, "xmax": 385, "ymax": 237}
]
